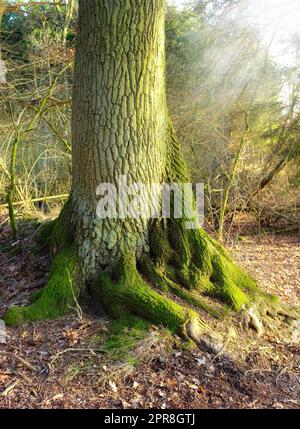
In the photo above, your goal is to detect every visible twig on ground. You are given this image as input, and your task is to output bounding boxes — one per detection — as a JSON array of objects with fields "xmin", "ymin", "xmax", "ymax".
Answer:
[
  {"xmin": 0, "ymin": 351, "xmax": 38, "ymax": 373},
  {"xmin": 1, "ymin": 380, "xmax": 19, "ymax": 397},
  {"xmin": 49, "ymin": 348, "xmax": 105, "ymax": 366},
  {"xmin": 276, "ymin": 366, "xmax": 292, "ymax": 387}
]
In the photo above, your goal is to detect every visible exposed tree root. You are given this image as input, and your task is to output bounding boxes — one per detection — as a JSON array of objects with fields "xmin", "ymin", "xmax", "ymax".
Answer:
[
  {"xmin": 90, "ymin": 254, "xmax": 209, "ymax": 343},
  {"xmin": 146, "ymin": 217, "xmax": 299, "ymax": 336},
  {"xmin": 150, "ymin": 219, "xmax": 257, "ymax": 309},
  {"xmin": 86, "ymin": 218, "xmax": 299, "ymax": 343},
  {"xmin": 140, "ymin": 255, "xmax": 224, "ymax": 320},
  {"xmin": 4, "ymin": 248, "xmax": 80, "ymax": 326},
  {"xmin": 5, "ymin": 121, "xmax": 297, "ymax": 341}
]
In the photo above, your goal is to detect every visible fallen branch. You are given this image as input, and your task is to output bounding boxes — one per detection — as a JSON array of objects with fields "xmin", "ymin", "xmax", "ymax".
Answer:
[
  {"xmin": 0, "ymin": 194, "xmax": 69, "ymax": 210},
  {"xmin": 0, "ymin": 351, "xmax": 38, "ymax": 373}
]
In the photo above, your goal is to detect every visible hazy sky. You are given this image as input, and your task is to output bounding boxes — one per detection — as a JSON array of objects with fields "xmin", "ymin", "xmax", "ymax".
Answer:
[
  {"xmin": 169, "ymin": 0, "xmax": 300, "ymax": 68},
  {"xmin": 169, "ymin": 0, "xmax": 186, "ymax": 8}
]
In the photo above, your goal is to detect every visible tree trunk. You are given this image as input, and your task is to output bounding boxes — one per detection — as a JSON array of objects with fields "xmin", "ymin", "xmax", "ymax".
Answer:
[
  {"xmin": 5, "ymin": 0, "xmax": 295, "ymax": 340},
  {"xmin": 71, "ymin": 0, "xmax": 168, "ymax": 279}
]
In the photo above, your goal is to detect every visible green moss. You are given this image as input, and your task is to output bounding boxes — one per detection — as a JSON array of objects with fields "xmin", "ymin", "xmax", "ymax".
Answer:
[
  {"xmin": 35, "ymin": 220, "xmax": 56, "ymax": 248},
  {"xmin": 217, "ymin": 280, "xmax": 249, "ymax": 311},
  {"xmin": 4, "ymin": 307, "xmax": 24, "ymax": 326},
  {"xmin": 209, "ymin": 257, "xmax": 250, "ymax": 311},
  {"xmin": 28, "ymin": 289, "xmax": 43, "ymax": 304},
  {"xmin": 141, "ymin": 256, "xmax": 222, "ymax": 319},
  {"xmin": 34, "ymin": 199, "xmax": 74, "ymax": 254},
  {"xmin": 91, "ymin": 254, "xmax": 206, "ymax": 338},
  {"xmin": 152, "ymin": 214, "xmax": 263, "ymax": 314},
  {"xmin": 88, "ymin": 316, "xmax": 150, "ymax": 363},
  {"xmin": 265, "ymin": 293, "xmax": 281, "ymax": 305},
  {"xmin": 139, "ymin": 119, "xmax": 286, "ymax": 327},
  {"xmin": 149, "ymin": 219, "xmax": 173, "ymax": 264},
  {"xmin": 166, "ymin": 220, "xmax": 214, "ymax": 291},
  {"xmin": 170, "ymin": 222, "xmax": 193, "ymax": 271},
  {"xmin": 5, "ymin": 247, "xmax": 80, "ymax": 326},
  {"xmin": 257, "ymin": 292, "xmax": 295, "ymax": 318},
  {"xmin": 170, "ymin": 284, "xmax": 223, "ymax": 319},
  {"xmin": 50, "ymin": 199, "xmax": 73, "ymax": 255},
  {"xmin": 180, "ymin": 339, "xmax": 197, "ymax": 352}
]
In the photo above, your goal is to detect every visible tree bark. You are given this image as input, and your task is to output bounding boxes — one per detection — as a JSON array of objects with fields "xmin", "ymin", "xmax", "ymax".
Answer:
[
  {"xmin": 5, "ymin": 0, "xmax": 296, "ymax": 339},
  {"xmin": 71, "ymin": 0, "xmax": 168, "ymax": 279}
]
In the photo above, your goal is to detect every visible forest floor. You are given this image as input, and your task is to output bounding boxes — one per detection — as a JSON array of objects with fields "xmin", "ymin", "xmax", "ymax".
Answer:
[{"xmin": 0, "ymin": 216, "xmax": 299, "ymax": 409}]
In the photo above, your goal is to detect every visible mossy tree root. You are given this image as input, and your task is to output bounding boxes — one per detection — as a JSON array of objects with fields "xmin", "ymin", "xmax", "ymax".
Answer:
[
  {"xmin": 147, "ymin": 217, "xmax": 298, "ymax": 333},
  {"xmin": 160, "ymin": 125, "xmax": 299, "ymax": 331},
  {"xmin": 140, "ymin": 255, "xmax": 224, "ymax": 320},
  {"xmin": 35, "ymin": 197, "xmax": 74, "ymax": 255},
  {"xmin": 4, "ymin": 248, "xmax": 80, "ymax": 326},
  {"xmin": 150, "ymin": 218, "xmax": 257, "ymax": 310},
  {"xmin": 90, "ymin": 254, "xmax": 209, "ymax": 343}
]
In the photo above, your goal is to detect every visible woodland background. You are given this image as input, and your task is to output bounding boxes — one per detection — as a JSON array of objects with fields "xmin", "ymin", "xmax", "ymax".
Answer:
[{"xmin": 0, "ymin": 0, "xmax": 299, "ymax": 240}]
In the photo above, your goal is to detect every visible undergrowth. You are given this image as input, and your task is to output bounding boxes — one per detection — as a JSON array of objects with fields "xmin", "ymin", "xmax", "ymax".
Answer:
[{"xmin": 90, "ymin": 315, "xmax": 150, "ymax": 363}]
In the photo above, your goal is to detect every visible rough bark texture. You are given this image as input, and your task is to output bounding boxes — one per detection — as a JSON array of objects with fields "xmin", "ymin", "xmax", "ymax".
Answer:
[
  {"xmin": 72, "ymin": 0, "xmax": 168, "ymax": 279},
  {"xmin": 5, "ymin": 0, "xmax": 297, "ymax": 339}
]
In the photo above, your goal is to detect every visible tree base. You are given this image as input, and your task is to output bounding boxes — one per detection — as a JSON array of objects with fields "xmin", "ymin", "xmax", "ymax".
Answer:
[{"xmin": 5, "ymin": 215, "xmax": 299, "ymax": 347}]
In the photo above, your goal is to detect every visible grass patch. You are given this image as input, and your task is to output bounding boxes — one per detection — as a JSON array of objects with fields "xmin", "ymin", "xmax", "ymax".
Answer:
[
  {"xmin": 2, "ymin": 241, "xmax": 22, "ymax": 256},
  {"xmin": 90, "ymin": 315, "xmax": 150, "ymax": 363},
  {"xmin": 103, "ymin": 316, "xmax": 150, "ymax": 361}
]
